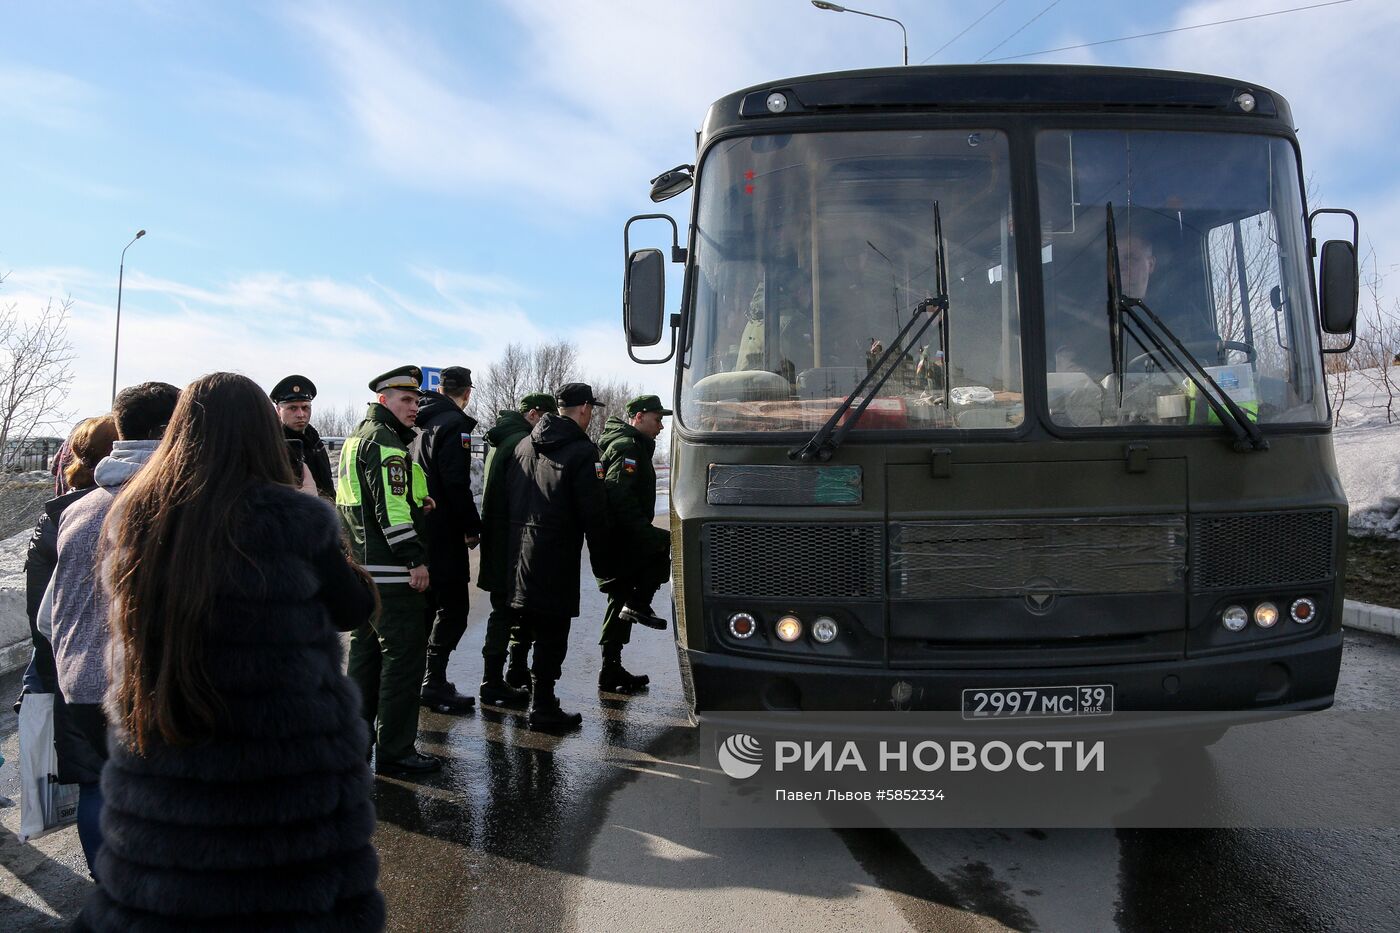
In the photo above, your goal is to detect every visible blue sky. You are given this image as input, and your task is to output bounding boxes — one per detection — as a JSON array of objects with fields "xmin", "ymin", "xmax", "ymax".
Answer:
[{"xmin": 2, "ymin": 0, "xmax": 1395, "ymax": 425}]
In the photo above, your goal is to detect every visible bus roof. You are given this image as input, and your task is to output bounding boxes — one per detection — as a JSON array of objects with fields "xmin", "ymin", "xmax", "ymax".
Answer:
[{"xmin": 703, "ymin": 64, "xmax": 1292, "ymax": 138}]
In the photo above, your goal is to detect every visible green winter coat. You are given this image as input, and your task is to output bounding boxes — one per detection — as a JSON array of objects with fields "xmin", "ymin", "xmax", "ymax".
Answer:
[
  {"xmin": 596, "ymin": 416, "xmax": 668, "ymax": 587},
  {"xmin": 477, "ymin": 410, "xmax": 533, "ymax": 594},
  {"xmin": 336, "ymin": 403, "xmax": 428, "ymax": 588}
]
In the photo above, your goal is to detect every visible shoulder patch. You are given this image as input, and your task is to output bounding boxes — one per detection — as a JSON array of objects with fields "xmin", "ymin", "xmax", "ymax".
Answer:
[
  {"xmin": 461, "ymin": 432, "xmax": 472, "ymax": 449},
  {"xmin": 623, "ymin": 457, "xmax": 637, "ymax": 474},
  {"xmin": 384, "ymin": 455, "xmax": 409, "ymax": 496},
  {"xmin": 595, "ymin": 461, "xmax": 605, "ymax": 480}
]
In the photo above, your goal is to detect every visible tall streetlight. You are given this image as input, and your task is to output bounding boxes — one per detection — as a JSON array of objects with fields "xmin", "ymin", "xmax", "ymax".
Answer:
[
  {"xmin": 811, "ymin": 1, "xmax": 908, "ymax": 66},
  {"xmin": 112, "ymin": 229, "xmax": 146, "ymax": 405}
]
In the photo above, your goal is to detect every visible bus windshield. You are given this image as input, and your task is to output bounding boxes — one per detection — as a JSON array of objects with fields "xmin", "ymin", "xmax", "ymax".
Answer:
[
  {"xmin": 1039, "ymin": 130, "xmax": 1326, "ymax": 428},
  {"xmin": 682, "ymin": 130, "xmax": 1023, "ymax": 434}
]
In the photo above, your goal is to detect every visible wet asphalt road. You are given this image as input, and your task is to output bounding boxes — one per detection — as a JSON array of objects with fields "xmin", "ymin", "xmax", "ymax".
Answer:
[{"xmin": 4, "ymin": 543, "xmax": 1399, "ymax": 930}]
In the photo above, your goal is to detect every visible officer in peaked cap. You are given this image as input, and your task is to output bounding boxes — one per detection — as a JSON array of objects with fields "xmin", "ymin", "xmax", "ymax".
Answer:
[
  {"xmin": 270, "ymin": 374, "xmax": 335, "ymax": 498},
  {"xmin": 340, "ymin": 362, "xmax": 444, "ymax": 775},
  {"xmin": 594, "ymin": 394, "xmax": 671, "ymax": 693}
]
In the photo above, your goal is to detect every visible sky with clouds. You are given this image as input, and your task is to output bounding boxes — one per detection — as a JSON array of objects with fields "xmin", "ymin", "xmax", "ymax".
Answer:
[{"xmin": 1, "ymin": 0, "xmax": 1395, "ymax": 427}]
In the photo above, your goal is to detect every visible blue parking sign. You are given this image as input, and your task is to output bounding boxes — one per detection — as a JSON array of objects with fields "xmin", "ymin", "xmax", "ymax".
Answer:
[{"xmin": 420, "ymin": 366, "xmax": 442, "ymax": 393}]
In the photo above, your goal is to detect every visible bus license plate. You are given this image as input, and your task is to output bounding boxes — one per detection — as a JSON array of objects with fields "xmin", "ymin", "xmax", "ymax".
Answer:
[{"xmin": 961, "ymin": 685, "xmax": 1114, "ymax": 720}]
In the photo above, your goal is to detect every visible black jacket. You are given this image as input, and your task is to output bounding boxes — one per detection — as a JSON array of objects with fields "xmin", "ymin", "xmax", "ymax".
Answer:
[
  {"xmin": 413, "ymin": 391, "xmax": 484, "ymax": 570},
  {"xmin": 286, "ymin": 422, "xmax": 335, "ymax": 499},
  {"xmin": 22, "ymin": 487, "xmax": 95, "ymax": 694},
  {"xmin": 504, "ymin": 414, "xmax": 616, "ymax": 618},
  {"xmin": 77, "ymin": 483, "xmax": 383, "ymax": 932}
]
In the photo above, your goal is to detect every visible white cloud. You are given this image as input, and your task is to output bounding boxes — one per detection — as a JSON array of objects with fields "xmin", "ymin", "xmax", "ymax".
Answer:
[
  {"xmin": 3, "ymin": 257, "xmax": 668, "ymax": 429},
  {"xmin": 0, "ymin": 64, "xmax": 103, "ymax": 132}
]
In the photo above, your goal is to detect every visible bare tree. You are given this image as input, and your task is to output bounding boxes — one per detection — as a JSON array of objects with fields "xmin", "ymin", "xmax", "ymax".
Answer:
[
  {"xmin": 0, "ymin": 274, "xmax": 75, "ymax": 470},
  {"xmin": 583, "ymin": 374, "xmax": 643, "ymax": 445},
  {"xmin": 1351, "ymin": 243, "xmax": 1400, "ymax": 424},
  {"xmin": 314, "ymin": 401, "xmax": 362, "ymax": 437},
  {"xmin": 471, "ymin": 340, "xmax": 580, "ymax": 429}
]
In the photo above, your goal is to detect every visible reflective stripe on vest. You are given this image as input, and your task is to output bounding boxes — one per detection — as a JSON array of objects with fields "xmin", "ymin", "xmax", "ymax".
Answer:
[{"xmin": 336, "ymin": 436, "xmax": 363, "ymax": 506}]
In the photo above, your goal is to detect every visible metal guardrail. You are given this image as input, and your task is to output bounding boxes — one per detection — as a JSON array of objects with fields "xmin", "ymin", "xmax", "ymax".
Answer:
[{"xmin": 3, "ymin": 437, "xmax": 64, "ymax": 474}]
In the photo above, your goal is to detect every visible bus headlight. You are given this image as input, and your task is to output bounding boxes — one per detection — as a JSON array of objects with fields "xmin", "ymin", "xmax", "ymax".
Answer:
[
  {"xmin": 1254, "ymin": 602, "xmax": 1280, "ymax": 628},
  {"xmin": 728, "ymin": 612, "xmax": 756, "ymax": 638},
  {"xmin": 1222, "ymin": 606, "xmax": 1248, "ymax": 632},
  {"xmin": 811, "ymin": 617, "xmax": 838, "ymax": 644},
  {"xmin": 1290, "ymin": 598, "xmax": 1317, "ymax": 624},
  {"xmin": 775, "ymin": 615, "xmax": 803, "ymax": 642}
]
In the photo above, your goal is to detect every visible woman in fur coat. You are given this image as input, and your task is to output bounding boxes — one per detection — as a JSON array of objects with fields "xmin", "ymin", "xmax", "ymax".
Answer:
[{"xmin": 77, "ymin": 372, "xmax": 384, "ymax": 932}]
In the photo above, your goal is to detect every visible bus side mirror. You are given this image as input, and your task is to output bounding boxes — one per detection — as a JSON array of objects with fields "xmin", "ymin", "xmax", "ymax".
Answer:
[
  {"xmin": 625, "ymin": 248, "xmax": 666, "ymax": 347},
  {"xmin": 1319, "ymin": 239, "xmax": 1358, "ymax": 335}
]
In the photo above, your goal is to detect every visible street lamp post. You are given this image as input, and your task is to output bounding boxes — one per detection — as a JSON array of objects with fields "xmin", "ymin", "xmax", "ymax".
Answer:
[
  {"xmin": 112, "ymin": 229, "xmax": 146, "ymax": 405},
  {"xmin": 811, "ymin": 1, "xmax": 908, "ymax": 66}
]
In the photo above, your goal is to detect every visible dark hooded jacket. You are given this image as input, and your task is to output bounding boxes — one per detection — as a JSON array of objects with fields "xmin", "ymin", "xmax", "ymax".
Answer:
[
  {"xmin": 503, "ymin": 414, "xmax": 616, "ymax": 618},
  {"xmin": 76, "ymin": 483, "xmax": 383, "ymax": 932},
  {"xmin": 22, "ymin": 487, "xmax": 97, "ymax": 695},
  {"xmin": 412, "ymin": 390, "xmax": 483, "ymax": 574},
  {"xmin": 477, "ymin": 410, "xmax": 533, "ymax": 595}
]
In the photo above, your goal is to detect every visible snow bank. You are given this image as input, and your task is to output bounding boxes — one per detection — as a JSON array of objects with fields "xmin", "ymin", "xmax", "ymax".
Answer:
[{"xmin": 1330, "ymin": 368, "xmax": 1400, "ymax": 539}]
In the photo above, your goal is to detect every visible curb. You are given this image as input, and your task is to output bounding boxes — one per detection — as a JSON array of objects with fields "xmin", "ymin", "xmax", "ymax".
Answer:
[{"xmin": 1343, "ymin": 599, "xmax": 1400, "ymax": 638}]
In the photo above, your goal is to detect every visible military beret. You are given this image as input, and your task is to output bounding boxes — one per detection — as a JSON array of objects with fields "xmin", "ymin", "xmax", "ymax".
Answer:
[
  {"xmin": 440, "ymin": 366, "xmax": 472, "ymax": 391},
  {"xmin": 626, "ymin": 394, "xmax": 672, "ymax": 416},
  {"xmin": 518, "ymin": 392, "xmax": 558, "ymax": 414},
  {"xmin": 556, "ymin": 382, "xmax": 606, "ymax": 408},
  {"xmin": 270, "ymin": 375, "xmax": 317, "ymax": 403},
  {"xmin": 369, "ymin": 365, "xmax": 423, "ymax": 393}
]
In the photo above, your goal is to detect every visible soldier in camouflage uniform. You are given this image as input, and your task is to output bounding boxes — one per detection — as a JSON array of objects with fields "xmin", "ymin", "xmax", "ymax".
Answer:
[
  {"xmin": 339, "ymin": 365, "xmax": 441, "ymax": 776},
  {"xmin": 595, "ymin": 395, "xmax": 671, "ymax": 693}
]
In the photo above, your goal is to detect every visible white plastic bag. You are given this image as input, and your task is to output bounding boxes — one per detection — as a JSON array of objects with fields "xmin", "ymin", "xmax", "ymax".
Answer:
[{"xmin": 17, "ymin": 693, "xmax": 80, "ymax": 842}]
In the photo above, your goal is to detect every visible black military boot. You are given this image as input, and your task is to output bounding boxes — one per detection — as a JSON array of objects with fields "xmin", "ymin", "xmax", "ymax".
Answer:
[
  {"xmin": 527, "ymin": 677, "xmax": 583, "ymax": 731},
  {"xmin": 599, "ymin": 644, "xmax": 649, "ymax": 693},
  {"xmin": 619, "ymin": 602, "xmax": 667, "ymax": 631},
  {"xmin": 505, "ymin": 643, "xmax": 532, "ymax": 691},
  {"xmin": 479, "ymin": 654, "xmax": 530, "ymax": 708},
  {"xmin": 375, "ymin": 749, "xmax": 443, "ymax": 776},
  {"xmin": 421, "ymin": 655, "xmax": 476, "ymax": 714}
]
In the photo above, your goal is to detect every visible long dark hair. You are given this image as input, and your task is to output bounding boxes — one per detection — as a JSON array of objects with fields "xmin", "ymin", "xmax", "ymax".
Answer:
[{"xmin": 106, "ymin": 372, "xmax": 297, "ymax": 754}]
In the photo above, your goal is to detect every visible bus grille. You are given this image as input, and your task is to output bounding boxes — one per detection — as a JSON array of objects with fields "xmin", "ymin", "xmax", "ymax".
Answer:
[
  {"xmin": 1190, "ymin": 510, "xmax": 1335, "ymax": 591},
  {"xmin": 889, "ymin": 517, "xmax": 1187, "ymax": 598},
  {"xmin": 703, "ymin": 522, "xmax": 884, "ymax": 600}
]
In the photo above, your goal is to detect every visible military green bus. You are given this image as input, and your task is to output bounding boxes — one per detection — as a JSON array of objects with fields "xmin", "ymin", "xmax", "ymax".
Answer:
[{"xmin": 622, "ymin": 66, "xmax": 1359, "ymax": 722}]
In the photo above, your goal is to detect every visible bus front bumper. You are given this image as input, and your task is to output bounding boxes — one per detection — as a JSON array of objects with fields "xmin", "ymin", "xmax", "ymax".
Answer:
[{"xmin": 684, "ymin": 632, "xmax": 1343, "ymax": 715}]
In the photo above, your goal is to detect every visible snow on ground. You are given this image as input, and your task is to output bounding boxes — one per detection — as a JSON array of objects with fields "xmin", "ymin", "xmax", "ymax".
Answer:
[
  {"xmin": 0, "ymin": 530, "xmax": 27, "ymax": 592},
  {"xmin": 1330, "ymin": 368, "xmax": 1400, "ymax": 539}
]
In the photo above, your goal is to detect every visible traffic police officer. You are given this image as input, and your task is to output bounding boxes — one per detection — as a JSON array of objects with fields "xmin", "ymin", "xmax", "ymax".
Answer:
[
  {"xmin": 477, "ymin": 392, "xmax": 556, "ymax": 702},
  {"xmin": 414, "ymin": 365, "xmax": 485, "ymax": 713},
  {"xmin": 339, "ymin": 364, "xmax": 440, "ymax": 775},
  {"xmin": 269, "ymin": 374, "xmax": 335, "ymax": 498},
  {"xmin": 596, "ymin": 394, "xmax": 671, "ymax": 692}
]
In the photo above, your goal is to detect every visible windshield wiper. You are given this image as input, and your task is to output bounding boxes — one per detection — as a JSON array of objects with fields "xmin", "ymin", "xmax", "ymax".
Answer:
[
  {"xmin": 791, "ymin": 202, "xmax": 951, "ymax": 462},
  {"xmin": 1105, "ymin": 204, "xmax": 1268, "ymax": 452}
]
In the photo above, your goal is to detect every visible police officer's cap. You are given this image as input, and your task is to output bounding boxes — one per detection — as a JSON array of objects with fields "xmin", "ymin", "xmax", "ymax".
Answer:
[
  {"xmin": 519, "ymin": 392, "xmax": 558, "ymax": 414},
  {"xmin": 626, "ymin": 394, "xmax": 672, "ymax": 417},
  {"xmin": 440, "ymin": 366, "xmax": 473, "ymax": 392},
  {"xmin": 270, "ymin": 375, "xmax": 317, "ymax": 404},
  {"xmin": 369, "ymin": 365, "xmax": 423, "ymax": 394},
  {"xmin": 555, "ymin": 382, "xmax": 606, "ymax": 408}
]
